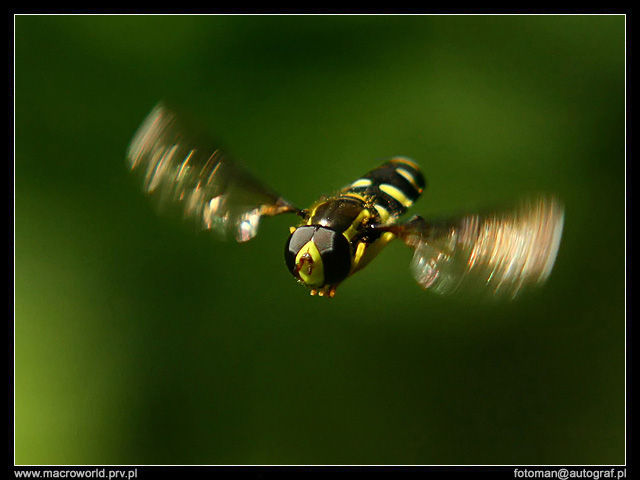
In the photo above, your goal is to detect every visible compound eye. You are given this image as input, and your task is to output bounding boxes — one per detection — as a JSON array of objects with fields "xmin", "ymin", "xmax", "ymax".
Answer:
[
  {"xmin": 284, "ymin": 226, "xmax": 315, "ymax": 275},
  {"xmin": 312, "ymin": 228, "xmax": 352, "ymax": 285}
]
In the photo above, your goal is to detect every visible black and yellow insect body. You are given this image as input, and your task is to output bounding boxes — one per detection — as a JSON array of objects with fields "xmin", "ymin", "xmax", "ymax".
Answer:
[
  {"xmin": 128, "ymin": 103, "xmax": 565, "ymax": 299},
  {"xmin": 284, "ymin": 158, "xmax": 425, "ymax": 296}
]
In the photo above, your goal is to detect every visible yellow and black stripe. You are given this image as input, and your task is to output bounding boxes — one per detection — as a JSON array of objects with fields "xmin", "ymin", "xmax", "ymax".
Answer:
[{"xmin": 343, "ymin": 157, "xmax": 426, "ymax": 222}]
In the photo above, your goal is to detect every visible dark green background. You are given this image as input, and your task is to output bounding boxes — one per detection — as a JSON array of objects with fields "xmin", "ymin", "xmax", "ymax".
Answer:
[{"xmin": 14, "ymin": 15, "xmax": 625, "ymax": 465}]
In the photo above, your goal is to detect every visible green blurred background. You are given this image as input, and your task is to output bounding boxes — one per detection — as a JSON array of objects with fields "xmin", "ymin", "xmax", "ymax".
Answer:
[{"xmin": 14, "ymin": 14, "xmax": 625, "ymax": 465}]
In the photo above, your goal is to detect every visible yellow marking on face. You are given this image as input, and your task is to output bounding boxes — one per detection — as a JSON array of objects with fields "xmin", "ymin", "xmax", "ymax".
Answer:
[
  {"xmin": 289, "ymin": 226, "xmax": 297, "ymax": 234},
  {"xmin": 396, "ymin": 167, "xmax": 422, "ymax": 192},
  {"xmin": 393, "ymin": 157, "xmax": 420, "ymax": 170},
  {"xmin": 380, "ymin": 184, "xmax": 413, "ymax": 208},
  {"xmin": 295, "ymin": 240, "xmax": 324, "ymax": 287},
  {"xmin": 350, "ymin": 178, "xmax": 372, "ymax": 188},
  {"xmin": 342, "ymin": 209, "xmax": 371, "ymax": 242}
]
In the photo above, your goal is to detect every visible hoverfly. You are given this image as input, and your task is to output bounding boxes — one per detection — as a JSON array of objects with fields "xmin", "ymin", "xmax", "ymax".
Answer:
[{"xmin": 127, "ymin": 103, "xmax": 564, "ymax": 298}]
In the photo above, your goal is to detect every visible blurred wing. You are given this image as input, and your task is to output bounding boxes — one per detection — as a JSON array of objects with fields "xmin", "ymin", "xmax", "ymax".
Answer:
[
  {"xmin": 127, "ymin": 103, "xmax": 299, "ymax": 242},
  {"xmin": 400, "ymin": 196, "xmax": 564, "ymax": 298}
]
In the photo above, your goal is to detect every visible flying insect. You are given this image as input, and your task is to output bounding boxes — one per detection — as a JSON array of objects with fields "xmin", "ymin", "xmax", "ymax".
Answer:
[{"xmin": 127, "ymin": 103, "xmax": 564, "ymax": 298}]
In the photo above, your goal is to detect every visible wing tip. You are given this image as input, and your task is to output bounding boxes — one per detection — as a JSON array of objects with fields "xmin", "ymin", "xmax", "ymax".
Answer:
[{"xmin": 126, "ymin": 102, "xmax": 175, "ymax": 170}]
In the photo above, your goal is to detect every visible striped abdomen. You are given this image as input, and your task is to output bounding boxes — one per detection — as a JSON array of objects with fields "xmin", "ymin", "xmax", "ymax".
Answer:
[{"xmin": 343, "ymin": 157, "xmax": 426, "ymax": 222}]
